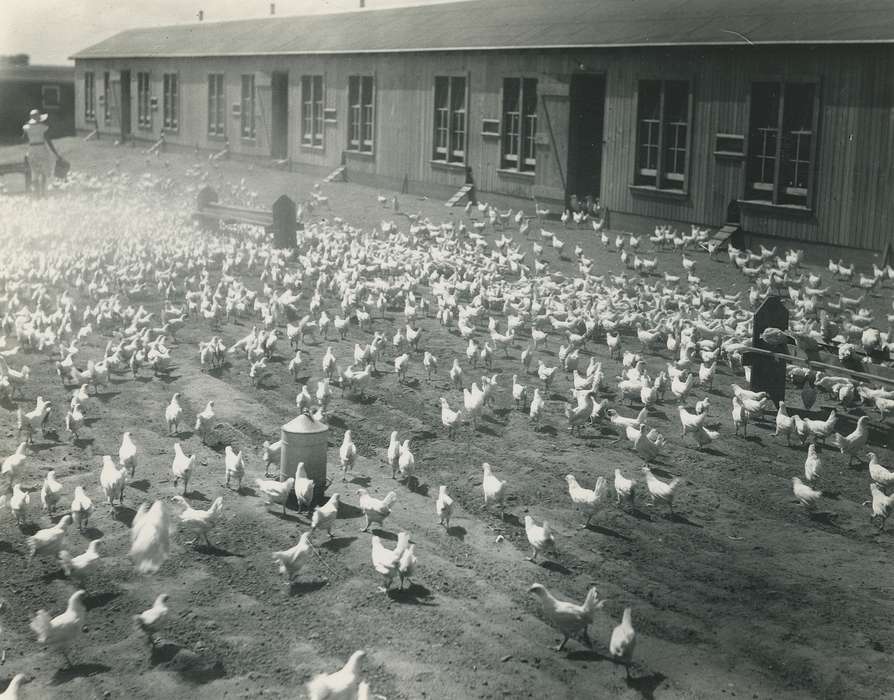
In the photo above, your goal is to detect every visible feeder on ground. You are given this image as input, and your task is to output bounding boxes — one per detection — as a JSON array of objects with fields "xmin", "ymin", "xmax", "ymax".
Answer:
[{"xmin": 280, "ymin": 413, "xmax": 329, "ymax": 505}]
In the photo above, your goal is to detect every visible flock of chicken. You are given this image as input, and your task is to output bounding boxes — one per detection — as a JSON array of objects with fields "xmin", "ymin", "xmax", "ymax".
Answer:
[{"xmin": 0, "ymin": 166, "xmax": 892, "ymax": 699}]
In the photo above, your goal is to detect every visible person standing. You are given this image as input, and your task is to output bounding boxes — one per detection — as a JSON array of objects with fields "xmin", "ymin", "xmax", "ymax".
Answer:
[{"xmin": 22, "ymin": 108, "xmax": 59, "ymax": 197}]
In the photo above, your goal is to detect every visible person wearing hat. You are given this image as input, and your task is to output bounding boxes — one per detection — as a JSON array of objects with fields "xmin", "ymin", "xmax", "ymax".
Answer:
[{"xmin": 22, "ymin": 108, "xmax": 59, "ymax": 197}]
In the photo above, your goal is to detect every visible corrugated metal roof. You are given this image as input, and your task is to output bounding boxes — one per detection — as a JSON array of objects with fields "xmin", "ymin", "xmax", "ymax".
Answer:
[
  {"xmin": 0, "ymin": 64, "xmax": 75, "ymax": 82},
  {"xmin": 71, "ymin": 0, "xmax": 894, "ymax": 59}
]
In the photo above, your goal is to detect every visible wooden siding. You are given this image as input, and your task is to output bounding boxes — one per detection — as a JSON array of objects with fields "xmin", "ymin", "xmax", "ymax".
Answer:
[{"xmin": 73, "ymin": 44, "xmax": 894, "ymax": 251}]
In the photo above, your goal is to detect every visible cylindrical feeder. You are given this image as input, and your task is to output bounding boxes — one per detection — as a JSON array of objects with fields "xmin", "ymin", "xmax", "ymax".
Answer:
[{"xmin": 280, "ymin": 413, "xmax": 329, "ymax": 505}]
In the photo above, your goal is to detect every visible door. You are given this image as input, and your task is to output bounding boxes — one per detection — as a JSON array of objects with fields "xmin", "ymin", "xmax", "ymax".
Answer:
[
  {"xmin": 271, "ymin": 71, "xmax": 289, "ymax": 159},
  {"xmin": 566, "ymin": 74, "xmax": 605, "ymax": 207},
  {"xmin": 119, "ymin": 70, "xmax": 131, "ymax": 140}
]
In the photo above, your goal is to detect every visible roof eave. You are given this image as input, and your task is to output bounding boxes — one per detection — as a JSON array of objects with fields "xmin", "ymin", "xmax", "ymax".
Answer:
[{"xmin": 70, "ymin": 37, "xmax": 894, "ymax": 61}]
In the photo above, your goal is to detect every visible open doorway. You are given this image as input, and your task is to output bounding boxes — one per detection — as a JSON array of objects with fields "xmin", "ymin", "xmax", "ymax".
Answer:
[
  {"xmin": 271, "ymin": 71, "xmax": 289, "ymax": 159},
  {"xmin": 119, "ymin": 70, "xmax": 131, "ymax": 141},
  {"xmin": 566, "ymin": 73, "xmax": 605, "ymax": 210}
]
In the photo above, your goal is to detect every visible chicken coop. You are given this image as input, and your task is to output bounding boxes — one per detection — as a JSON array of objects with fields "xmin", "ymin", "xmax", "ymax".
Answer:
[{"xmin": 71, "ymin": 0, "xmax": 894, "ymax": 251}]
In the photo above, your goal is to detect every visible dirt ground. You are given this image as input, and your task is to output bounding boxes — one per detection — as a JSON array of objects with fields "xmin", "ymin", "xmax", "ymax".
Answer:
[{"xmin": 0, "ymin": 137, "xmax": 893, "ymax": 700}]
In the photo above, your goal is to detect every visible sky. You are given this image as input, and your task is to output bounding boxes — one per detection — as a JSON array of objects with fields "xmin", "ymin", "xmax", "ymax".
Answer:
[{"xmin": 0, "ymin": 0, "xmax": 467, "ymax": 65}]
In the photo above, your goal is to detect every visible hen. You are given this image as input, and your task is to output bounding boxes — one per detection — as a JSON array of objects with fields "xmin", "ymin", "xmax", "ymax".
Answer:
[
  {"xmin": 171, "ymin": 442, "xmax": 196, "ymax": 495},
  {"xmin": 224, "ymin": 445, "xmax": 246, "ymax": 490},
  {"xmin": 59, "ymin": 538, "xmax": 103, "ymax": 581},
  {"xmin": 119, "ymin": 431, "xmax": 138, "ymax": 477},
  {"xmin": 482, "ymin": 462, "xmax": 507, "ymax": 518},
  {"xmin": 70, "ymin": 486, "xmax": 94, "ymax": 531},
  {"xmin": 172, "ymin": 495, "xmax": 223, "ymax": 546},
  {"xmin": 255, "ymin": 477, "xmax": 295, "ymax": 515},
  {"xmin": 272, "ymin": 530, "xmax": 314, "ymax": 582},
  {"xmin": 165, "ymin": 392, "xmax": 183, "ymax": 435},
  {"xmin": 641, "ymin": 467, "xmax": 682, "ymax": 513},
  {"xmin": 293, "ymin": 462, "xmax": 315, "ymax": 511},
  {"xmin": 306, "ymin": 649, "xmax": 366, "ymax": 700},
  {"xmin": 30, "ymin": 589, "xmax": 86, "ymax": 666},
  {"xmin": 609, "ymin": 607, "xmax": 637, "ymax": 677},
  {"xmin": 436, "ymin": 484, "xmax": 454, "ymax": 528},
  {"xmin": 370, "ymin": 532, "xmax": 410, "ymax": 592},
  {"xmin": 100, "ymin": 455, "xmax": 127, "ymax": 506},
  {"xmin": 134, "ymin": 593, "xmax": 170, "ymax": 648},
  {"xmin": 357, "ymin": 489, "xmax": 397, "ymax": 532},
  {"xmin": 528, "ymin": 584, "xmax": 605, "ymax": 651},
  {"xmin": 28, "ymin": 514, "xmax": 71, "ymax": 559},
  {"xmin": 194, "ymin": 400, "xmax": 216, "ymax": 444},
  {"xmin": 524, "ymin": 515, "xmax": 556, "ymax": 562},
  {"xmin": 311, "ymin": 493, "xmax": 340, "ymax": 537},
  {"xmin": 565, "ymin": 474, "xmax": 607, "ymax": 527},
  {"xmin": 130, "ymin": 500, "xmax": 175, "ymax": 574},
  {"xmin": 339, "ymin": 430, "xmax": 357, "ymax": 482},
  {"xmin": 40, "ymin": 469, "xmax": 64, "ymax": 514}
]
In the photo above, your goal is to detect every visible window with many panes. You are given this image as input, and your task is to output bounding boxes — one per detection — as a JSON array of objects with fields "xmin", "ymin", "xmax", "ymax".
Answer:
[
  {"xmin": 501, "ymin": 78, "xmax": 537, "ymax": 172},
  {"xmin": 136, "ymin": 72, "xmax": 151, "ymax": 128},
  {"xmin": 634, "ymin": 80, "xmax": 691, "ymax": 191},
  {"xmin": 746, "ymin": 82, "xmax": 818, "ymax": 207},
  {"xmin": 207, "ymin": 74, "xmax": 225, "ymax": 137},
  {"xmin": 301, "ymin": 75, "xmax": 324, "ymax": 148},
  {"xmin": 433, "ymin": 76, "xmax": 467, "ymax": 164},
  {"xmin": 241, "ymin": 74, "xmax": 256, "ymax": 139},
  {"xmin": 83, "ymin": 73, "xmax": 95, "ymax": 121},
  {"xmin": 162, "ymin": 73, "xmax": 178, "ymax": 130},
  {"xmin": 347, "ymin": 75, "xmax": 375, "ymax": 153},
  {"xmin": 103, "ymin": 72, "xmax": 111, "ymax": 125}
]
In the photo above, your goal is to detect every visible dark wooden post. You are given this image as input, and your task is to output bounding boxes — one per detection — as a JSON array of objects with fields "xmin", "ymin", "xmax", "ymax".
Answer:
[
  {"xmin": 272, "ymin": 194, "xmax": 297, "ymax": 249},
  {"xmin": 744, "ymin": 294, "xmax": 789, "ymax": 405},
  {"xmin": 465, "ymin": 166, "xmax": 477, "ymax": 204},
  {"xmin": 196, "ymin": 186, "xmax": 219, "ymax": 232}
]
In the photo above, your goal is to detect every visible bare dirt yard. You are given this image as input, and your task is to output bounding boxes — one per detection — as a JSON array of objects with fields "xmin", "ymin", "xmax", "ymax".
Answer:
[{"xmin": 0, "ymin": 138, "xmax": 892, "ymax": 700}]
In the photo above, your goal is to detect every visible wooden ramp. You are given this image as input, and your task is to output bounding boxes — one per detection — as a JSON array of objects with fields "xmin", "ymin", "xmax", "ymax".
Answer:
[
  {"xmin": 702, "ymin": 225, "xmax": 739, "ymax": 252},
  {"xmin": 323, "ymin": 165, "xmax": 346, "ymax": 183},
  {"xmin": 445, "ymin": 183, "xmax": 473, "ymax": 207}
]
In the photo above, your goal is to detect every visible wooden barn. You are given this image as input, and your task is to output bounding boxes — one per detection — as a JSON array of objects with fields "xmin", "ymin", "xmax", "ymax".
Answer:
[
  {"xmin": 71, "ymin": 0, "xmax": 894, "ymax": 251},
  {"xmin": 0, "ymin": 63, "xmax": 75, "ymax": 142}
]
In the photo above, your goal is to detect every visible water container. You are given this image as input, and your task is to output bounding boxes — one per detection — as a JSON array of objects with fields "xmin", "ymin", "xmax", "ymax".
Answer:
[{"xmin": 280, "ymin": 413, "xmax": 329, "ymax": 505}]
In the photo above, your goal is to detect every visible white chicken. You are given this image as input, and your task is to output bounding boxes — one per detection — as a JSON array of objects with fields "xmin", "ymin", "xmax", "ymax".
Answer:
[
  {"xmin": 224, "ymin": 445, "xmax": 246, "ymax": 490},
  {"xmin": 272, "ymin": 530, "xmax": 314, "ymax": 582},
  {"xmin": 134, "ymin": 593, "xmax": 170, "ymax": 647},
  {"xmin": 100, "ymin": 454, "xmax": 127, "ymax": 506},
  {"xmin": 357, "ymin": 489, "xmax": 397, "ymax": 532},
  {"xmin": 30, "ymin": 589, "xmax": 86, "ymax": 666},
  {"xmin": 565, "ymin": 474, "xmax": 607, "ymax": 527},
  {"xmin": 306, "ymin": 649, "xmax": 367, "ymax": 700},
  {"xmin": 436, "ymin": 484, "xmax": 454, "ymax": 529},
  {"xmin": 119, "ymin": 431, "xmax": 138, "ymax": 477},
  {"xmin": 528, "ymin": 584, "xmax": 606, "ymax": 651},
  {"xmin": 311, "ymin": 493, "xmax": 340, "ymax": 537},
  {"xmin": 482, "ymin": 462, "xmax": 507, "ymax": 518},
  {"xmin": 524, "ymin": 515, "xmax": 556, "ymax": 562},
  {"xmin": 59, "ymin": 538, "xmax": 103, "ymax": 581},
  {"xmin": 370, "ymin": 532, "xmax": 410, "ymax": 592},
  {"xmin": 130, "ymin": 500, "xmax": 175, "ymax": 574},
  {"xmin": 641, "ymin": 467, "xmax": 682, "ymax": 513},
  {"xmin": 40, "ymin": 469, "xmax": 63, "ymax": 514},
  {"xmin": 609, "ymin": 607, "xmax": 637, "ymax": 677},
  {"xmin": 171, "ymin": 442, "xmax": 195, "ymax": 495},
  {"xmin": 194, "ymin": 400, "xmax": 216, "ymax": 444},
  {"xmin": 70, "ymin": 486, "xmax": 94, "ymax": 531},
  {"xmin": 27, "ymin": 514, "xmax": 71, "ymax": 558},
  {"xmin": 255, "ymin": 477, "xmax": 296, "ymax": 515},
  {"xmin": 339, "ymin": 430, "xmax": 357, "ymax": 482},
  {"xmin": 172, "ymin": 495, "xmax": 223, "ymax": 546},
  {"xmin": 165, "ymin": 392, "xmax": 183, "ymax": 435}
]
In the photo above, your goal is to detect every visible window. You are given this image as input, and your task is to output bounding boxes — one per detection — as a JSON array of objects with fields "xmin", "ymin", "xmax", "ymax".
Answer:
[
  {"xmin": 501, "ymin": 78, "xmax": 537, "ymax": 172},
  {"xmin": 301, "ymin": 75, "xmax": 324, "ymax": 147},
  {"xmin": 103, "ymin": 72, "xmax": 111, "ymax": 125},
  {"xmin": 433, "ymin": 76, "xmax": 467, "ymax": 164},
  {"xmin": 347, "ymin": 75, "xmax": 374, "ymax": 153},
  {"xmin": 634, "ymin": 80, "xmax": 691, "ymax": 191},
  {"xmin": 241, "ymin": 74, "xmax": 256, "ymax": 139},
  {"xmin": 207, "ymin": 73, "xmax": 225, "ymax": 137},
  {"xmin": 747, "ymin": 82, "xmax": 818, "ymax": 207},
  {"xmin": 162, "ymin": 73, "xmax": 178, "ymax": 130},
  {"xmin": 136, "ymin": 72, "xmax": 151, "ymax": 129},
  {"xmin": 82, "ymin": 74, "xmax": 94, "ymax": 120}
]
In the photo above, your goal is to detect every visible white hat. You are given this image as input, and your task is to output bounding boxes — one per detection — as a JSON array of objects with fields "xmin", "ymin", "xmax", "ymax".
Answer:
[{"xmin": 28, "ymin": 109, "xmax": 48, "ymax": 123}]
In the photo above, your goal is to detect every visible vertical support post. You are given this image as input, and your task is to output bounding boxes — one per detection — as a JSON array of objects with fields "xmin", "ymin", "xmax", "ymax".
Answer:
[
  {"xmin": 744, "ymin": 294, "xmax": 790, "ymax": 405},
  {"xmin": 272, "ymin": 194, "xmax": 297, "ymax": 249}
]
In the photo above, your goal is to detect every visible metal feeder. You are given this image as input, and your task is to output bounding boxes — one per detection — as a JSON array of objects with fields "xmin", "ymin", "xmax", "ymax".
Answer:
[{"xmin": 280, "ymin": 413, "xmax": 329, "ymax": 505}]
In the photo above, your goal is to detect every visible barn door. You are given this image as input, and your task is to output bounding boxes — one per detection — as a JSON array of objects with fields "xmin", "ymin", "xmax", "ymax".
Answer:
[{"xmin": 534, "ymin": 74, "xmax": 571, "ymax": 206}]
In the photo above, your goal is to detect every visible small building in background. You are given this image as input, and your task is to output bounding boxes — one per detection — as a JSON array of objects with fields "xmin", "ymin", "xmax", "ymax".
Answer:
[{"xmin": 0, "ymin": 59, "xmax": 75, "ymax": 143}]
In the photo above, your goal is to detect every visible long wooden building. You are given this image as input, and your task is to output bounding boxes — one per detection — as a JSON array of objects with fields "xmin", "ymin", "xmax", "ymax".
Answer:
[{"xmin": 71, "ymin": 0, "xmax": 894, "ymax": 251}]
